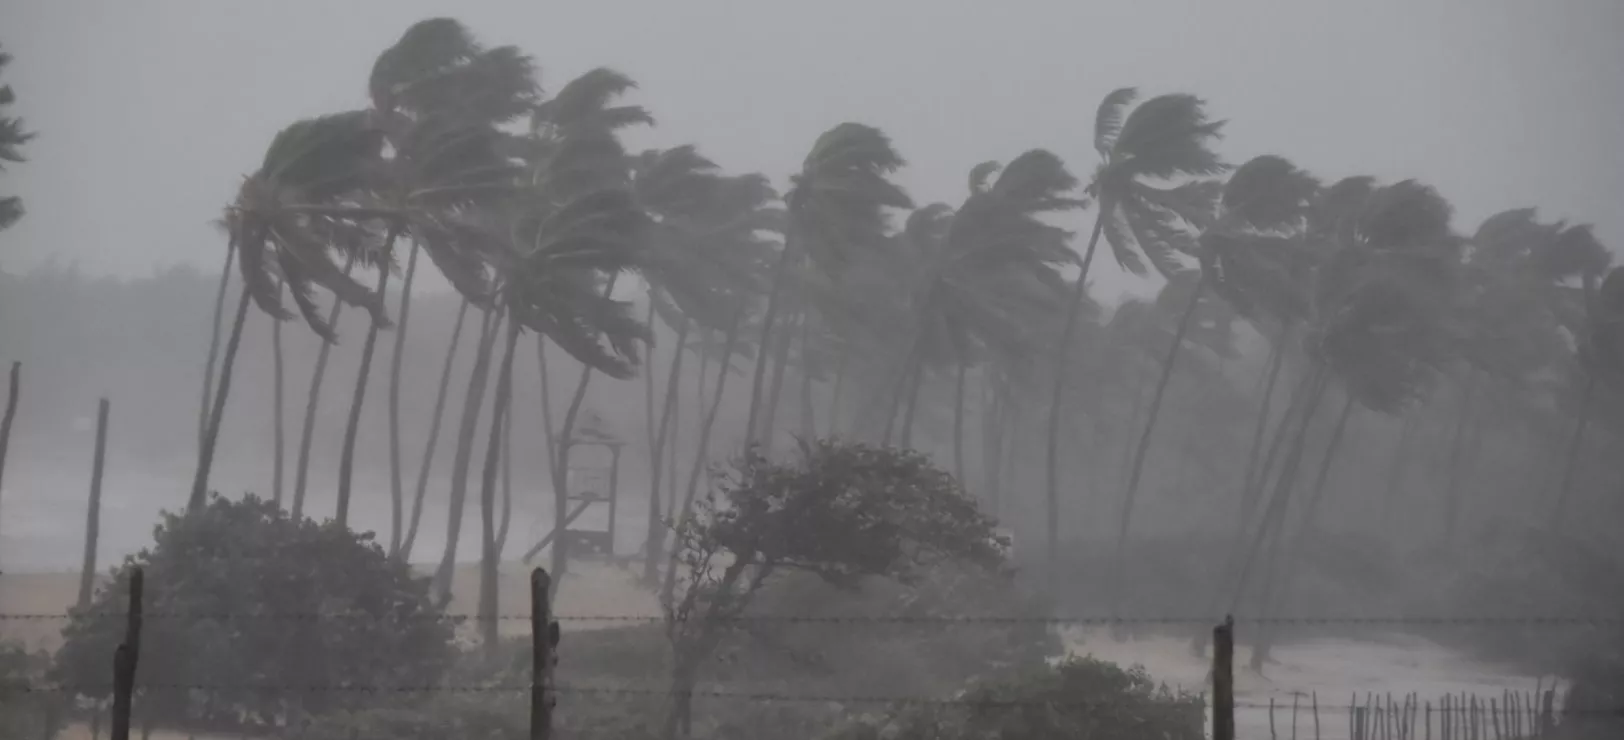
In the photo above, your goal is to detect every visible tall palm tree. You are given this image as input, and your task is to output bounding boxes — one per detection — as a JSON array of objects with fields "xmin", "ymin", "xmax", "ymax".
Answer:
[
  {"xmin": 1241, "ymin": 179, "xmax": 1461, "ymax": 668},
  {"xmin": 0, "ymin": 43, "xmax": 32, "ymax": 232},
  {"xmin": 745, "ymin": 123, "xmax": 913, "ymax": 447},
  {"xmin": 1044, "ymin": 89, "xmax": 1227, "ymax": 573},
  {"xmin": 475, "ymin": 183, "xmax": 651, "ymax": 645},
  {"xmin": 631, "ymin": 147, "xmax": 780, "ymax": 578},
  {"xmin": 1110, "ymin": 155, "xmax": 1311, "ymax": 598},
  {"xmin": 198, "ymin": 111, "xmax": 393, "ymax": 512},
  {"xmin": 367, "ymin": 19, "xmax": 540, "ymax": 545}
]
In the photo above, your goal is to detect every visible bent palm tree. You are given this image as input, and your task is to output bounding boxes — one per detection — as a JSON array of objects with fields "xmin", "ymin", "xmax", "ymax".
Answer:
[
  {"xmin": 746, "ymin": 123, "xmax": 912, "ymax": 447},
  {"xmin": 1045, "ymin": 89, "xmax": 1226, "ymax": 573},
  {"xmin": 198, "ymin": 111, "xmax": 393, "ymax": 512}
]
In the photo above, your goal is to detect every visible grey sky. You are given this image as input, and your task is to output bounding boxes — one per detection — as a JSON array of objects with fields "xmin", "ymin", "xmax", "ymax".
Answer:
[{"xmin": 2, "ymin": 0, "xmax": 1621, "ymax": 301}]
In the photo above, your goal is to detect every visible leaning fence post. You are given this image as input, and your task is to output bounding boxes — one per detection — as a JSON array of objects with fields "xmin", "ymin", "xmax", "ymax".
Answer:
[
  {"xmin": 110, "ymin": 567, "xmax": 143, "ymax": 740},
  {"xmin": 531, "ymin": 568, "xmax": 559, "ymax": 740},
  {"xmin": 1213, "ymin": 616, "xmax": 1234, "ymax": 740}
]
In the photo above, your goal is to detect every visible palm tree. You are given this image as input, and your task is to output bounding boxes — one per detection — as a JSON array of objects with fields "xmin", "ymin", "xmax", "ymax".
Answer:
[
  {"xmin": 745, "ymin": 123, "xmax": 913, "ymax": 448},
  {"xmin": 893, "ymin": 152, "xmax": 1080, "ymax": 458},
  {"xmin": 1111, "ymin": 155, "xmax": 1311, "ymax": 600},
  {"xmin": 397, "ymin": 297, "xmax": 470, "ymax": 561},
  {"xmin": 631, "ymin": 146, "xmax": 780, "ymax": 579},
  {"xmin": 474, "ymin": 185, "xmax": 652, "ymax": 648},
  {"xmin": 1242, "ymin": 179, "xmax": 1462, "ymax": 668},
  {"xmin": 367, "ymin": 18, "xmax": 540, "ymax": 546},
  {"xmin": 199, "ymin": 111, "xmax": 393, "ymax": 512},
  {"xmin": 0, "ymin": 43, "xmax": 32, "ymax": 232},
  {"xmin": 1044, "ymin": 89, "xmax": 1227, "ymax": 574}
]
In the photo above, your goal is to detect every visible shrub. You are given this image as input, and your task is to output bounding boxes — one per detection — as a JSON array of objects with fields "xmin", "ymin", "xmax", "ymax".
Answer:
[
  {"xmin": 825, "ymin": 657, "xmax": 1205, "ymax": 740},
  {"xmin": 50, "ymin": 494, "xmax": 457, "ymax": 730}
]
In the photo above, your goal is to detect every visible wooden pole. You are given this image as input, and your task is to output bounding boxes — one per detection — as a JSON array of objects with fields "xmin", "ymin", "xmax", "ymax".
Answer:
[
  {"xmin": 110, "ymin": 567, "xmax": 143, "ymax": 740},
  {"xmin": 1213, "ymin": 616, "xmax": 1234, "ymax": 740},
  {"xmin": 79, "ymin": 398, "xmax": 111, "ymax": 608},
  {"xmin": 1292, "ymin": 692, "xmax": 1300, "ymax": 740},
  {"xmin": 1270, "ymin": 697, "xmax": 1278, "ymax": 740},
  {"xmin": 0, "ymin": 362, "xmax": 20, "ymax": 547},
  {"xmin": 531, "ymin": 568, "xmax": 559, "ymax": 740},
  {"xmin": 1312, "ymin": 692, "xmax": 1321, "ymax": 740},
  {"xmin": 607, "ymin": 445, "xmax": 621, "ymax": 556}
]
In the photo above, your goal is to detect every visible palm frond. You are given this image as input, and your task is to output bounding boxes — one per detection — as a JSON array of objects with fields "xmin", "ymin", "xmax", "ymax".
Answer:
[
  {"xmin": 1093, "ymin": 87, "xmax": 1137, "ymax": 157},
  {"xmin": 1111, "ymin": 94, "xmax": 1227, "ymax": 179},
  {"xmin": 1219, "ymin": 155, "xmax": 1319, "ymax": 233},
  {"xmin": 968, "ymin": 161, "xmax": 1001, "ymax": 195}
]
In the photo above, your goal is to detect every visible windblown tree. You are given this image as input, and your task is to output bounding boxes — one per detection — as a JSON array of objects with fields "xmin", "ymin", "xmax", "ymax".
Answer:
[
  {"xmin": 744, "ymin": 123, "xmax": 913, "ymax": 448},
  {"xmin": 631, "ymin": 146, "xmax": 781, "ymax": 581},
  {"xmin": 365, "ymin": 18, "xmax": 540, "ymax": 549},
  {"xmin": 197, "ymin": 112, "xmax": 393, "ymax": 512},
  {"xmin": 1045, "ymin": 89, "xmax": 1227, "ymax": 574},
  {"xmin": 1109, "ymin": 155, "xmax": 1310, "ymax": 600},
  {"xmin": 891, "ymin": 152, "xmax": 1079, "ymax": 464},
  {"xmin": 1241, "ymin": 179, "xmax": 1462, "ymax": 669}
]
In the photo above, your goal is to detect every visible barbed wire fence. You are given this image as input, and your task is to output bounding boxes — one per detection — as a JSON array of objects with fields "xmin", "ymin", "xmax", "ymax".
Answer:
[{"xmin": 2, "ymin": 566, "xmax": 1620, "ymax": 740}]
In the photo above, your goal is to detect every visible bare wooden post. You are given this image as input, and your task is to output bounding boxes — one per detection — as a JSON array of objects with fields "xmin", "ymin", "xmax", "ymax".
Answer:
[
  {"xmin": 0, "ymin": 362, "xmax": 20, "ymax": 532},
  {"xmin": 110, "ymin": 567, "xmax": 143, "ymax": 740},
  {"xmin": 78, "ymin": 398, "xmax": 111, "ymax": 608},
  {"xmin": 1213, "ymin": 616, "xmax": 1234, "ymax": 740},
  {"xmin": 1312, "ymin": 692, "xmax": 1321, "ymax": 740},
  {"xmin": 1270, "ymin": 697, "xmax": 1278, "ymax": 740},
  {"xmin": 1425, "ymin": 700, "xmax": 1432, "ymax": 740},
  {"xmin": 531, "ymin": 568, "xmax": 559, "ymax": 740},
  {"xmin": 1292, "ymin": 692, "xmax": 1300, "ymax": 740}
]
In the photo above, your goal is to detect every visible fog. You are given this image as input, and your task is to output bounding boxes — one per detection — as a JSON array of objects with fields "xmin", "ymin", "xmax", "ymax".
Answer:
[{"xmin": 2, "ymin": 3, "xmax": 1623, "ymax": 740}]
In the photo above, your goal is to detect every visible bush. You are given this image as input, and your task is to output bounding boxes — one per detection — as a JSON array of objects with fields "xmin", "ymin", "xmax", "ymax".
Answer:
[
  {"xmin": 825, "ymin": 657, "xmax": 1204, "ymax": 740},
  {"xmin": 1, "ymin": 642, "xmax": 64, "ymax": 740},
  {"xmin": 50, "ymin": 494, "xmax": 457, "ymax": 730}
]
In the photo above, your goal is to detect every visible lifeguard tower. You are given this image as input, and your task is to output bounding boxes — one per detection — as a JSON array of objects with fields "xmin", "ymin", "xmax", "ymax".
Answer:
[{"xmin": 522, "ymin": 413, "xmax": 624, "ymax": 564}]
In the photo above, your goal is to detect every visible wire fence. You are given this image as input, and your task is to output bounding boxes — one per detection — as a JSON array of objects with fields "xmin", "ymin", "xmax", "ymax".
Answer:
[{"xmin": 1, "ymin": 611, "xmax": 1620, "ymax": 626}]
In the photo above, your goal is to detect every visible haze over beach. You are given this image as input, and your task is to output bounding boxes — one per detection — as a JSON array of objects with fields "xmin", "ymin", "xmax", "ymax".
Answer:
[{"xmin": 1, "ymin": 2, "xmax": 1622, "ymax": 740}]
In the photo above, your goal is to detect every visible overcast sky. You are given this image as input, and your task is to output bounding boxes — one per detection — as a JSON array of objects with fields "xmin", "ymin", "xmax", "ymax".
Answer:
[{"xmin": 2, "ymin": 0, "xmax": 1621, "ymax": 301}]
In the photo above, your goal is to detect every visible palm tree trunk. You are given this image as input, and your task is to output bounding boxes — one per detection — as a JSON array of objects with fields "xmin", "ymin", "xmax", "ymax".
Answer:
[
  {"xmin": 336, "ymin": 262, "xmax": 393, "ymax": 529},
  {"xmin": 433, "ymin": 308, "xmax": 500, "ymax": 604},
  {"xmin": 828, "ymin": 342, "xmax": 850, "ymax": 436},
  {"xmin": 0, "ymin": 362, "xmax": 20, "ymax": 536},
  {"xmin": 1046, "ymin": 214, "xmax": 1108, "ymax": 576},
  {"xmin": 981, "ymin": 371, "xmax": 1003, "ymax": 512},
  {"xmin": 1380, "ymin": 414, "xmax": 1417, "ymax": 530},
  {"xmin": 1251, "ymin": 393, "xmax": 1354, "ymax": 669},
  {"xmin": 799, "ymin": 313, "xmax": 817, "ymax": 442},
  {"xmin": 643, "ymin": 320, "xmax": 689, "ymax": 583},
  {"xmin": 78, "ymin": 398, "xmax": 110, "ymax": 608},
  {"xmin": 1226, "ymin": 367, "xmax": 1328, "ymax": 615},
  {"xmin": 291, "ymin": 255, "xmax": 358, "ymax": 520},
  {"xmin": 536, "ymin": 336, "xmax": 558, "ymax": 474},
  {"xmin": 549, "ymin": 275, "xmax": 621, "ymax": 593},
  {"xmin": 1240, "ymin": 325, "xmax": 1290, "ymax": 504},
  {"xmin": 271, "ymin": 280, "xmax": 287, "ymax": 507},
  {"xmin": 759, "ymin": 308, "xmax": 798, "ymax": 451},
  {"xmin": 1441, "ymin": 372, "xmax": 1479, "ymax": 545},
  {"xmin": 899, "ymin": 358, "xmax": 925, "ymax": 449},
  {"xmin": 198, "ymin": 243, "xmax": 237, "ymax": 452},
  {"xmin": 744, "ymin": 245, "xmax": 796, "ymax": 446},
  {"xmin": 1111, "ymin": 277, "xmax": 1203, "ymax": 605},
  {"xmin": 479, "ymin": 318, "xmax": 522, "ymax": 656},
  {"xmin": 189, "ymin": 288, "xmax": 253, "ymax": 512},
  {"xmin": 953, "ymin": 359, "xmax": 968, "ymax": 483},
  {"xmin": 496, "ymin": 391, "xmax": 514, "ymax": 556},
  {"xmin": 881, "ymin": 332, "xmax": 925, "ymax": 445},
  {"xmin": 1551, "ymin": 376, "xmax": 1596, "ymax": 527},
  {"xmin": 399, "ymin": 299, "xmax": 469, "ymax": 562},
  {"xmin": 386, "ymin": 242, "xmax": 421, "ymax": 555},
  {"xmin": 662, "ymin": 304, "xmax": 745, "ymax": 609}
]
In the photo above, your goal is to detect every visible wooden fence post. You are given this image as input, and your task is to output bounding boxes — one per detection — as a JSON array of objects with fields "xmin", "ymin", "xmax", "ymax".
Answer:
[
  {"xmin": 0, "ymin": 362, "xmax": 20, "ymax": 541},
  {"xmin": 110, "ymin": 567, "xmax": 143, "ymax": 740},
  {"xmin": 79, "ymin": 398, "xmax": 111, "ymax": 608},
  {"xmin": 531, "ymin": 568, "xmax": 559, "ymax": 740},
  {"xmin": 1213, "ymin": 616, "xmax": 1234, "ymax": 740}
]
